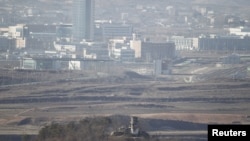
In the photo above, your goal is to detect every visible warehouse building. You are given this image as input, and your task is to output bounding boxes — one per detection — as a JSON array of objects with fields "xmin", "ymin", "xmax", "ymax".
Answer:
[
  {"xmin": 198, "ymin": 36, "xmax": 250, "ymax": 52},
  {"xmin": 140, "ymin": 42, "xmax": 176, "ymax": 62}
]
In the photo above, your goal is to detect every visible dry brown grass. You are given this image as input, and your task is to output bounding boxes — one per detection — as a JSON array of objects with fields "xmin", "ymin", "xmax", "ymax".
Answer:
[{"xmin": 135, "ymin": 113, "xmax": 246, "ymax": 124}]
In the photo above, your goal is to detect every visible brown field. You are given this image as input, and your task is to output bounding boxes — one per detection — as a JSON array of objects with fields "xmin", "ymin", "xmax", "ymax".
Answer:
[{"xmin": 0, "ymin": 54, "xmax": 250, "ymax": 140}]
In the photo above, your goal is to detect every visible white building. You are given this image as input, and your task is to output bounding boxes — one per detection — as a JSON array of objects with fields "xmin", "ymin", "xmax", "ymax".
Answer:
[
  {"xmin": 54, "ymin": 42, "xmax": 76, "ymax": 52},
  {"xmin": 130, "ymin": 34, "xmax": 142, "ymax": 58},
  {"xmin": 8, "ymin": 24, "xmax": 24, "ymax": 39},
  {"xmin": 69, "ymin": 61, "xmax": 81, "ymax": 70},
  {"xmin": 83, "ymin": 48, "xmax": 97, "ymax": 59},
  {"xmin": 108, "ymin": 37, "xmax": 135, "ymax": 62},
  {"xmin": 16, "ymin": 38, "xmax": 26, "ymax": 49},
  {"xmin": 8, "ymin": 24, "xmax": 27, "ymax": 49},
  {"xmin": 229, "ymin": 27, "xmax": 250, "ymax": 37},
  {"xmin": 170, "ymin": 36, "xmax": 196, "ymax": 50}
]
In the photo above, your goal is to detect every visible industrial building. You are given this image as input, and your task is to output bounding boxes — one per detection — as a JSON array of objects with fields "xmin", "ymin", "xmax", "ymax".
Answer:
[
  {"xmin": 23, "ymin": 24, "xmax": 57, "ymax": 40},
  {"xmin": 80, "ymin": 42, "xmax": 110, "ymax": 60},
  {"xmin": 21, "ymin": 58, "xmax": 60, "ymax": 70},
  {"xmin": 109, "ymin": 35, "xmax": 176, "ymax": 63},
  {"xmin": 198, "ymin": 36, "xmax": 250, "ymax": 52},
  {"xmin": 119, "ymin": 48, "xmax": 135, "ymax": 62},
  {"xmin": 21, "ymin": 57, "xmax": 113, "ymax": 72},
  {"xmin": 154, "ymin": 59, "xmax": 173, "ymax": 75},
  {"xmin": 170, "ymin": 36, "xmax": 198, "ymax": 50},
  {"xmin": 0, "ymin": 24, "xmax": 57, "ymax": 50},
  {"xmin": 108, "ymin": 38, "xmax": 135, "ymax": 62},
  {"xmin": 141, "ymin": 42, "xmax": 176, "ymax": 62},
  {"xmin": 56, "ymin": 24, "xmax": 72, "ymax": 42},
  {"xmin": 0, "ymin": 37, "xmax": 15, "ymax": 51},
  {"xmin": 221, "ymin": 54, "xmax": 241, "ymax": 64},
  {"xmin": 102, "ymin": 23, "xmax": 133, "ymax": 40}
]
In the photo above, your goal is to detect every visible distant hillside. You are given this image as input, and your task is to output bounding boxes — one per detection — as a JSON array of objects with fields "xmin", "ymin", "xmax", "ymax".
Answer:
[
  {"xmin": 192, "ymin": 0, "xmax": 250, "ymax": 7},
  {"xmin": 96, "ymin": 0, "xmax": 250, "ymax": 6}
]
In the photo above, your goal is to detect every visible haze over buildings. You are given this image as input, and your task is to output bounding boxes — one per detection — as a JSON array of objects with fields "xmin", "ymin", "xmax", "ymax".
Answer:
[
  {"xmin": 0, "ymin": 0, "xmax": 250, "ymax": 75},
  {"xmin": 1, "ymin": 1, "xmax": 250, "ymax": 141}
]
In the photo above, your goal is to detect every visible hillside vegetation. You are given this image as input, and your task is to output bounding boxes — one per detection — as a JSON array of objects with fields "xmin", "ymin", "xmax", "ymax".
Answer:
[
  {"xmin": 27, "ymin": 116, "xmax": 151, "ymax": 141},
  {"xmin": 22, "ymin": 116, "xmax": 202, "ymax": 141}
]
